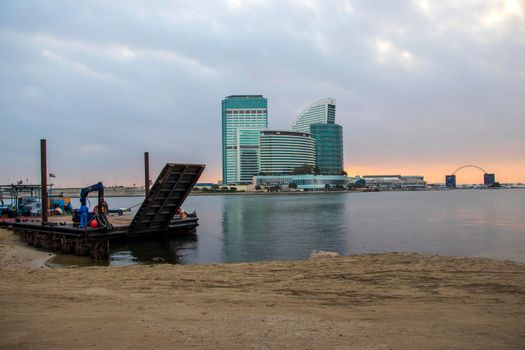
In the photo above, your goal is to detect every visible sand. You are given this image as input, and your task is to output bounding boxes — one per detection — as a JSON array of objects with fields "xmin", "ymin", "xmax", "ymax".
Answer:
[{"xmin": 1, "ymin": 227, "xmax": 524, "ymax": 349}]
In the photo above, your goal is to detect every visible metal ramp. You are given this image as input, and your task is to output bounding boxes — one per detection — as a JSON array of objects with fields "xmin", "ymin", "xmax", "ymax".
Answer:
[{"xmin": 127, "ymin": 163, "xmax": 205, "ymax": 236}]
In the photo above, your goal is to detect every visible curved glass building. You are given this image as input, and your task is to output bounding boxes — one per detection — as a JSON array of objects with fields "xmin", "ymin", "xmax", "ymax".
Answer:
[
  {"xmin": 291, "ymin": 98, "xmax": 336, "ymax": 133},
  {"xmin": 259, "ymin": 131, "xmax": 316, "ymax": 175},
  {"xmin": 310, "ymin": 123, "xmax": 344, "ymax": 174}
]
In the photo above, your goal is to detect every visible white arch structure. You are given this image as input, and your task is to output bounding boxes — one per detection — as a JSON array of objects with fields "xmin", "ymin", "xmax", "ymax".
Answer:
[{"xmin": 451, "ymin": 165, "xmax": 488, "ymax": 175}]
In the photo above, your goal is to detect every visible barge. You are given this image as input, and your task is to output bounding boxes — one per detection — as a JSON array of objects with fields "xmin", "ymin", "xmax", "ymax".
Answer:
[{"xmin": 0, "ymin": 163, "xmax": 205, "ymax": 259}]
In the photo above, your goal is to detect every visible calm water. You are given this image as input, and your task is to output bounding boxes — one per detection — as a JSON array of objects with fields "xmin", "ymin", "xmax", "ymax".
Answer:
[{"xmin": 68, "ymin": 190, "xmax": 525, "ymax": 265}]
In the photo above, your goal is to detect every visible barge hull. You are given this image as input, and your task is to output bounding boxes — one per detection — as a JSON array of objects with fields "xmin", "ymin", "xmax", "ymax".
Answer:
[
  {"xmin": 0, "ymin": 162, "xmax": 205, "ymax": 260},
  {"xmin": 2, "ymin": 217, "xmax": 199, "ymax": 260}
]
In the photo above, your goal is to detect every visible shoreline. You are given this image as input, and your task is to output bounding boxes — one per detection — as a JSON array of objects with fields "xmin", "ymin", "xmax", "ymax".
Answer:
[
  {"xmin": 0, "ymin": 227, "xmax": 55, "ymax": 269},
  {"xmin": 4, "ymin": 225, "xmax": 525, "ymax": 267},
  {"xmin": 1, "ymin": 227, "xmax": 524, "ymax": 349},
  {"xmin": 51, "ymin": 187, "xmax": 524, "ymax": 198},
  {"xmin": 5, "ymin": 187, "xmax": 520, "ymax": 200}
]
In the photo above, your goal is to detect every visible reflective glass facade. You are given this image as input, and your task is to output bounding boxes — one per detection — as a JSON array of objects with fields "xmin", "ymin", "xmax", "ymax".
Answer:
[
  {"xmin": 222, "ymin": 95, "xmax": 268, "ymax": 185},
  {"xmin": 237, "ymin": 128, "xmax": 263, "ymax": 184},
  {"xmin": 255, "ymin": 175, "xmax": 348, "ymax": 190},
  {"xmin": 259, "ymin": 131, "xmax": 316, "ymax": 175},
  {"xmin": 310, "ymin": 123, "xmax": 344, "ymax": 174},
  {"xmin": 291, "ymin": 98, "xmax": 336, "ymax": 133},
  {"xmin": 484, "ymin": 173, "xmax": 496, "ymax": 186}
]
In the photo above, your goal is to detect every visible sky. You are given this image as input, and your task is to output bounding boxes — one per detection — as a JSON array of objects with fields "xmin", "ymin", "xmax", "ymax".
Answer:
[{"xmin": 0, "ymin": 0, "xmax": 524, "ymax": 186}]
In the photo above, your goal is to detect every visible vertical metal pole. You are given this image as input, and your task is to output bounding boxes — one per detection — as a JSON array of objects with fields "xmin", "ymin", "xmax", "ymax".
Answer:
[
  {"xmin": 144, "ymin": 151, "xmax": 150, "ymax": 195},
  {"xmin": 40, "ymin": 139, "xmax": 48, "ymax": 223}
]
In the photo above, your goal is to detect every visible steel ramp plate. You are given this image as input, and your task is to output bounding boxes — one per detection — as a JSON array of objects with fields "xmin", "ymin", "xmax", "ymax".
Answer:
[{"xmin": 127, "ymin": 163, "xmax": 205, "ymax": 235}]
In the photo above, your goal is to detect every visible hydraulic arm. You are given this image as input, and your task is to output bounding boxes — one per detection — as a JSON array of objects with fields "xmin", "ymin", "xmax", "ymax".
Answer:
[{"xmin": 80, "ymin": 182, "xmax": 104, "ymax": 208}]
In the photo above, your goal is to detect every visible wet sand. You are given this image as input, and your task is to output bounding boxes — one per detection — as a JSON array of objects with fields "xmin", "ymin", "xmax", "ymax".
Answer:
[
  {"xmin": 0, "ymin": 226, "xmax": 54, "ymax": 269},
  {"xmin": 1, "ymin": 227, "xmax": 524, "ymax": 349}
]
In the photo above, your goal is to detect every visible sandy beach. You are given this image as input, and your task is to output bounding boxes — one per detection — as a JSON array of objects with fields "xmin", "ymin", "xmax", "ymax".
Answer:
[{"xmin": 0, "ymin": 227, "xmax": 524, "ymax": 349}]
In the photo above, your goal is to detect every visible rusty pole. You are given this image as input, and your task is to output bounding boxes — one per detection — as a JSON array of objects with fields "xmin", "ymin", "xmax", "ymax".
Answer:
[
  {"xmin": 40, "ymin": 139, "xmax": 48, "ymax": 223},
  {"xmin": 144, "ymin": 151, "xmax": 150, "ymax": 195}
]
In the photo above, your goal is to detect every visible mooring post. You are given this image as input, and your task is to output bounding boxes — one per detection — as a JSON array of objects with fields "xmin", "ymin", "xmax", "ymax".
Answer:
[
  {"xmin": 144, "ymin": 151, "xmax": 150, "ymax": 195},
  {"xmin": 40, "ymin": 139, "xmax": 48, "ymax": 223}
]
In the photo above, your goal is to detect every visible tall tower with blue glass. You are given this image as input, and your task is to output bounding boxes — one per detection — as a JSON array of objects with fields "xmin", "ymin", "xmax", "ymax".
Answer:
[
  {"xmin": 292, "ymin": 98, "xmax": 344, "ymax": 174},
  {"xmin": 310, "ymin": 123, "xmax": 343, "ymax": 174},
  {"xmin": 222, "ymin": 95, "xmax": 268, "ymax": 185}
]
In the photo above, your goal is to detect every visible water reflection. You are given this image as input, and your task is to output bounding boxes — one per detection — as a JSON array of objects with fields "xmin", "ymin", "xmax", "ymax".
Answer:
[
  {"xmin": 221, "ymin": 194, "xmax": 348, "ymax": 263},
  {"xmin": 109, "ymin": 232, "xmax": 198, "ymax": 265},
  {"xmin": 66, "ymin": 190, "xmax": 525, "ymax": 266}
]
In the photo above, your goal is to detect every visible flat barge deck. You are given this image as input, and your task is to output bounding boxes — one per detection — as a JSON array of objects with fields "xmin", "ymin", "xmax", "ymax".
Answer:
[{"xmin": 0, "ymin": 163, "xmax": 205, "ymax": 259}]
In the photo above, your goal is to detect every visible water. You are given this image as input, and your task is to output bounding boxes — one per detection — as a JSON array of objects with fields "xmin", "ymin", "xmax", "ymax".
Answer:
[{"xmin": 66, "ymin": 190, "xmax": 525, "ymax": 265}]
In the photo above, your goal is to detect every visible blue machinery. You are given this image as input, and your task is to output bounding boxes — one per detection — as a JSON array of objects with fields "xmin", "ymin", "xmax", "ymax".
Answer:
[
  {"xmin": 1, "ymin": 163, "xmax": 205, "ymax": 259},
  {"xmin": 80, "ymin": 182, "xmax": 104, "ymax": 208},
  {"xmin": 73, "ymin": 182, "xmax": 112, "ymax": 229}
]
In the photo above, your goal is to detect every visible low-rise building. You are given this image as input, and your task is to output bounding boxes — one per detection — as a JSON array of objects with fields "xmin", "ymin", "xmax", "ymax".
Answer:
[
  {"xmin": 254, "ymin": 174, "xmax": 348, "ymax": 191},
  {"xmin": 362, "ymin": 175, "xmax": 426, "ymax": 190},
  {"xmin": 194, "ymin": 183, "xmax": 216, "ymax": 190}
]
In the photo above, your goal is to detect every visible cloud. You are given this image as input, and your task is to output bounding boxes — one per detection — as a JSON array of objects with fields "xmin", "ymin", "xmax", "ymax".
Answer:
[
  {"xmin": 373, "ymin": 38, "xmax": 418, "ymax": 69},
  {"xmin": 482, "ymin": 0, "xmax": 524, "ymax": 27},
  {"xmin": 0, "ymin": 0, "xmax": 524, "ymax": 185}
]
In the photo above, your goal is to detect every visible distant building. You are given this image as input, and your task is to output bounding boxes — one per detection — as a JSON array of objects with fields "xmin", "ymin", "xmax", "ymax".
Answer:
[
  {"xmin": 194, "ymin": 183, "xmax": 215, "ymax": 190},
  {"xmin": 484, "ymin": 173, "xmax": 496, "ymax": 186},
  {"xmin": 363, "ymin": 175, "xmax": 427, "ymax": 190},
  {"xmin": 222, "ymin": 95, "xmax": 268, "ymax": 185},
  {"xmin": 259, "ymin": 131, "xmax": 316, "ymax": 175},
  {"xmin": 291, "ymin": 98, "xmax": 336, "ymax": 133},
  {"xmin": 310, "ymin": 123, "xmax": 344, "ymax": 174},
  {"xmin": 445, "ymin": 175, "xmax": 456, "ymax": 189},
  {"xmin": 350, "ymin": 177, "xmax": 366, "ymax": 188},
  {"xmin": 254, "ymin": 174, "xmax": 348, "ymax": 191}
]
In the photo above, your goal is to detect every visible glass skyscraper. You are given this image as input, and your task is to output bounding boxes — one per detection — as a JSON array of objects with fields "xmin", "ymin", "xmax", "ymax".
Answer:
[
  {"xmin": 259, "ymin": 131, "xmax": 316, "ymax": 175},
  {"xmin": 291, "ymin": 98, "xmax": 344, "ymax": 174},
  {"xmin": 222, "ymin": 95, "xmax": 268, "ymax": 185},
  {"xmin": 237, "ymin": 128, "xmax": 264, "ymax": 184},
  {"xmin": 291, "ymin": 98, "xmax": 336, "ymax": 133},
  {"xmin": 310, "ymin": 123, "xmax": 344, "ymax": 174}
]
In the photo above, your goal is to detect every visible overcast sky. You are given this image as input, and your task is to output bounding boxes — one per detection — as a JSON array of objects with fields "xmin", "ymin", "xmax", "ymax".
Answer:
[{"xmin": 1, "ymin": 0, "xmax": 524, "ymax": 186}]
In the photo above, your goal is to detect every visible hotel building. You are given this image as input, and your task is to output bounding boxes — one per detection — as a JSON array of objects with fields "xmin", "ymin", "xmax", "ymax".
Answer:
[
  {"xmin": 291, "ymin": 98, "xmax": 336, "ymax": 133},
  {"xmin": 222, "ymin": 95, "xmax": 268, "ymax": 185},
  {"xmin": 222, "ymin": 95, "xmax": 345, "ymax": 185},
  {"xmin": 259, "ymin": 131, "xmax": 316, "ymax": 175},
  {"xmin": 292, "ymin": 98, "xmax": 344, "ymax": 174}
]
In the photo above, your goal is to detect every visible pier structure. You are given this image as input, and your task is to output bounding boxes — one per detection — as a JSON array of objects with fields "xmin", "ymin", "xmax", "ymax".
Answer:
[
  {"xmin": 1, "ymin": 162, "xmax": 205, "ymax": 259},
  {"xmin": 40, "ymin": 139, "xmax": 48, "ymax": 223},
  {"xmin": 144, "ymin": 151, "xmax": 150, "ymax": 195}
]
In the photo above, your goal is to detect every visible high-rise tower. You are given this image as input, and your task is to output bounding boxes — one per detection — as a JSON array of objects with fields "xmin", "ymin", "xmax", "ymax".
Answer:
[
  {"xmin": 310, "ymin": 123, "xmax": 344, "ymax": 174},
  {"xmin": 291, "ymin": 98, "xmax": 336, "ymax": 133},
  {"xmin": 291, "ymin": 98, "xmax": 344, "ymax": 174},
  {"xmin": 222, "ymin": 95, "xmax": 268, "ymax": 185}
]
